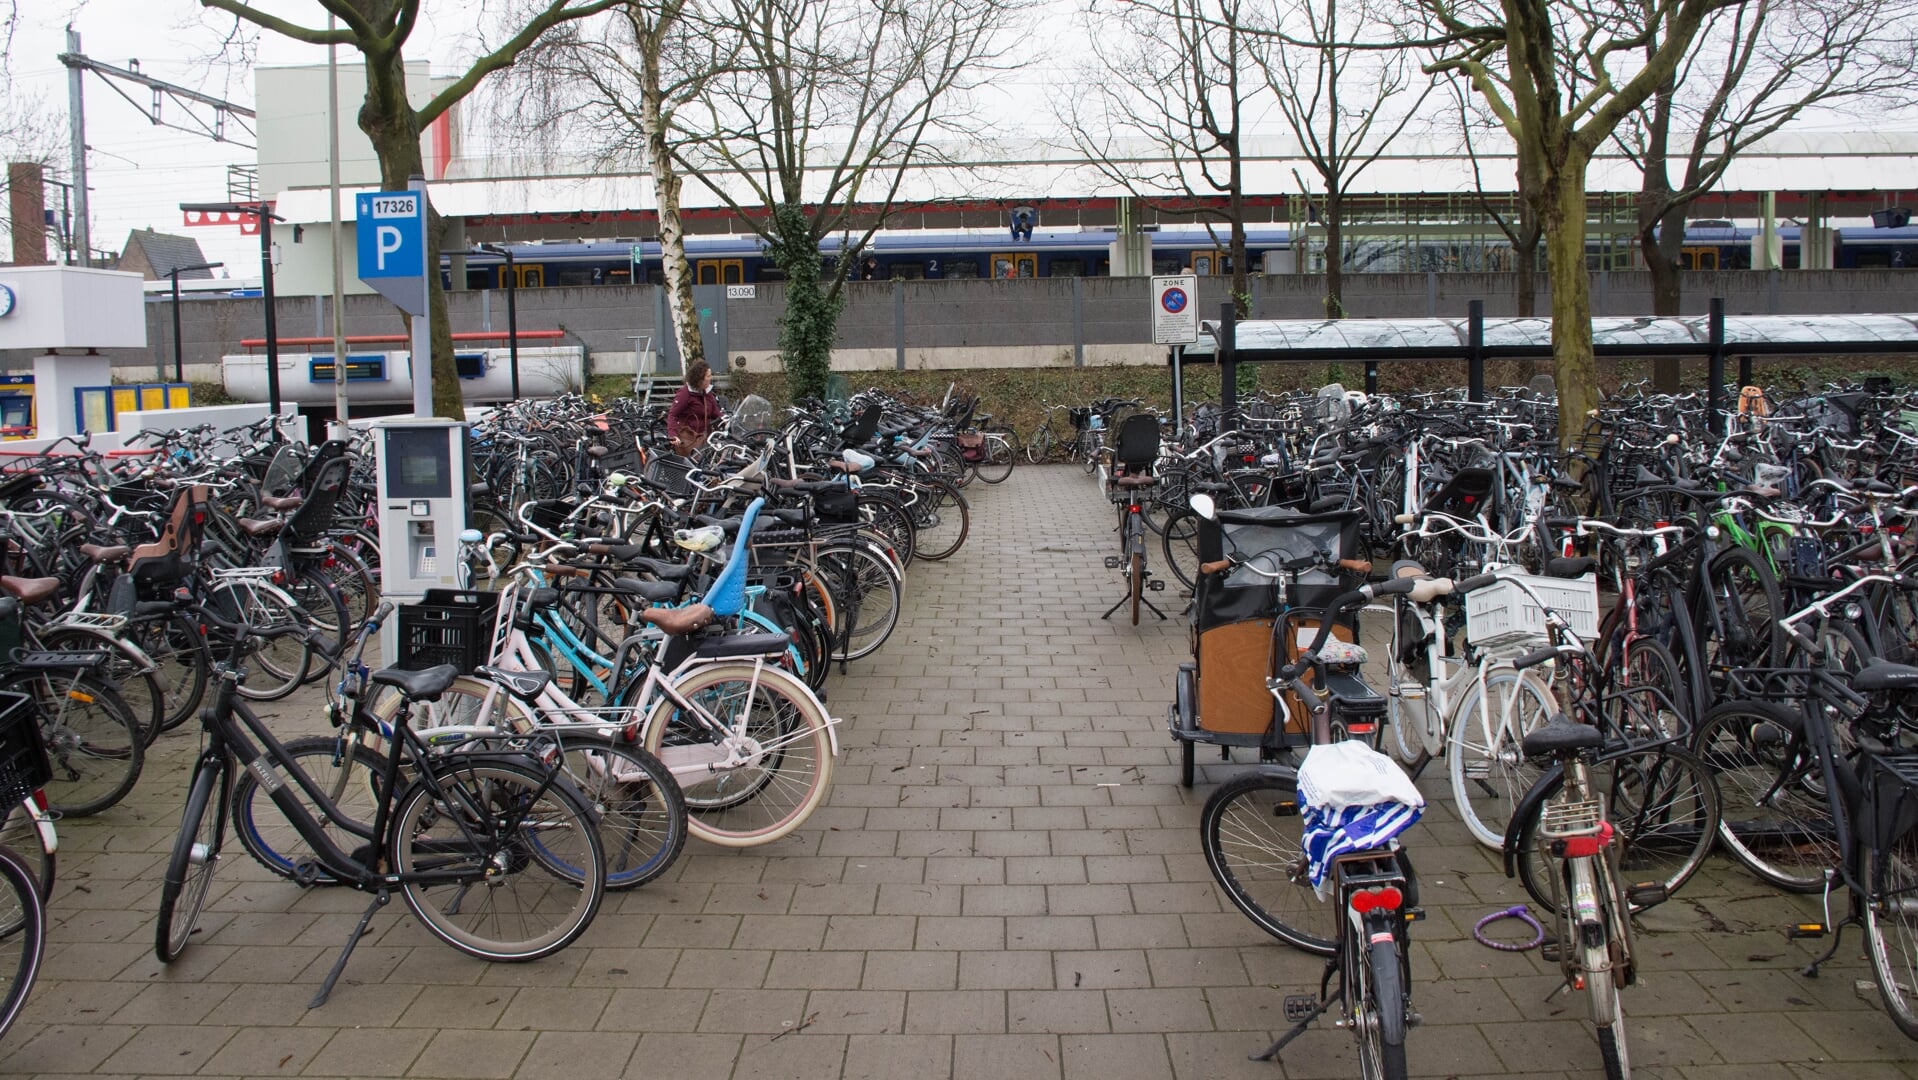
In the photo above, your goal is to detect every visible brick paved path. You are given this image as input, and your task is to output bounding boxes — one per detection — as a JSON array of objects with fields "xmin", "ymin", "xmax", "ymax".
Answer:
[{"xmin": 4, "ymin": 464, "xmax": 1915, "ymax": 1079}]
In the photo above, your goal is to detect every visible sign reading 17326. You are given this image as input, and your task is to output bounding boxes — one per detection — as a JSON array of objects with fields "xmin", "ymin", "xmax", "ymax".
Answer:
[
  {"xmin": 355, "ymin": 189, "xmax": 429, "ymax": 315},
  {"xmin": 369, "ymin": 195, "xmax": 418, "ymax": 217}
]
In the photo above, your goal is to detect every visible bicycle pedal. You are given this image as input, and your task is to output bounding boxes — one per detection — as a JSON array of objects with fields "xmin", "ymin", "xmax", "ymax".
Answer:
[
  {"xmin": 1787, "ymin": 922, "xmax": 1828, "ymax": 940},
  {"xmin": 1404, "ymin": 907, "xmax": 1426, "ymax": 923},
  {"xmin": 1147, "ymin": 579, "xmax": 1166, "ymax": 591},
  {"xmin": 1540, "ymin": 940, "xmax": 1564, "ymax": 963},
  {"xmin": 1626, "ymin": 882, "xmax": 1669, "ymax": 907},
  {"xmin": 1103, "ymin": 556, "xmax": 1123, "ymax": 569},
  {"xmin": 1282, "ymin": 995, "xmax": 1320, "ymax": 1022}
]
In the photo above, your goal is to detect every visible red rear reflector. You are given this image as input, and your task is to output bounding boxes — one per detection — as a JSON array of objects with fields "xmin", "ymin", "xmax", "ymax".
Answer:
[{"xmin": 1350, "ymin": 886, "xmax": 1403, "ymax": 914}]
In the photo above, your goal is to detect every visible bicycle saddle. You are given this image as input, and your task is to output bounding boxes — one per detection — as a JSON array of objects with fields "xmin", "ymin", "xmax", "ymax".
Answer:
[
  {"xmin": 477, "ymin": 664, "xmax": 552, "ymax": 700},
  {"xmin": 1852, "ymin": 659, "xmax": 1918, "ymax": 694},
  {"xmin": 1545, "ymin": 556, "xmax": 1597, "ymax": 578},
  {"xmin": 260, "ymin": 494, "xmax": 303, "ymax": 512},
  {"xmin": 1520, "ymin": 716, "xmax": 1603, "ymax": 759},
  {"xmin": 0, "ymin": 576, "xmax": 59, "ymax": 606},
  {"xmin": 624, "ymin": 556, "xmax": 694, "ymax": 582},
  {"xmin": 639, "ymin": 601, "xmax": 714, "ymax": 636},
  {"xmin": 370, "ymin": 664, "xmax": 460, "ymax": 702},
  {"xmin": 613, "ymin": 577, "xmax": 681, "ymax": 604}
]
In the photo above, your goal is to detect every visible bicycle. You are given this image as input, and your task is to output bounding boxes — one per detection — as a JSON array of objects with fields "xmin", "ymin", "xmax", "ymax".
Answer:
[
  {"xmin": 0, "ymin": 843, "xmax": 45, "ymax": 1043},
  {"xmin": 1202, "ymin": 576, "xmax": 1437, "ymax": 1079},
  {"xmin": 155, "ymin": 607, "xmax": 607, "ymax": 1008}
]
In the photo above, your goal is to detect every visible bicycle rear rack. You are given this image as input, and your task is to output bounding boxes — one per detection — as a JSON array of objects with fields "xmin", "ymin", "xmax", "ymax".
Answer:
[{"xmin": 1539, "ymin": 799, "xmax": 1603, "ymax": 839}]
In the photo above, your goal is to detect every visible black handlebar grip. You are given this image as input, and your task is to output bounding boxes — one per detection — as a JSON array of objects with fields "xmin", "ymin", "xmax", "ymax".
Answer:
[
  {"xmin": 1513, "ymin": 646, "xmax": 1558, "ymax": 670},
  {"xmin": 1454, "ymin": 572, "xmax": 1498, "ymax": 594}
]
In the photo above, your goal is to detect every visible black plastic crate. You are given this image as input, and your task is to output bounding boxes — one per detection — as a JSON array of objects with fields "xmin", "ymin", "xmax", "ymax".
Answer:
[
  {"xmin": 396, "ymin": 590, "xmax": 501, "ymax": 672},
  {"xmin": 0, "ymin": 690, "xmax": 50, "ymax": 807}
]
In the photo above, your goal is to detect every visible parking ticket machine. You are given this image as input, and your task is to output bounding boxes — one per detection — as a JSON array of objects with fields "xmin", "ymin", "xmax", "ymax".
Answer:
[{"xmin": 374, "ymin": 418, "xmax": 471, "ymax": 662}]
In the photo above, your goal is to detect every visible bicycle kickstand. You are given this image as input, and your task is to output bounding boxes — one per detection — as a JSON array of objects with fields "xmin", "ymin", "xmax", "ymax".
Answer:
[
  {"xmin": 1251, "ymin": 986, "xmax": 1343, "ymax": 1063},
  {"xmin": 310, "ymin": 889, "xmax": 390, "ymax": 1009}
]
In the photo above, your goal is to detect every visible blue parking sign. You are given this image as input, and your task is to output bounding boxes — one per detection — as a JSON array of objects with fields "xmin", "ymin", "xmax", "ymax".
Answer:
[{"xmin": 356, "ymin": 192, "xmax": 425, "ymax": 279}]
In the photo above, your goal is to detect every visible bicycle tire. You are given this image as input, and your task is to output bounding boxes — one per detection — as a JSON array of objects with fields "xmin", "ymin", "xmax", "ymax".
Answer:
[
  {"xmin": 156, "ymin": 762, "xmax": 226, "ymax": 962},
  {"xmin": 0, "ymin": 843, "xmax": 46, "ymax": 1043},
  {"xmin": 1512, "ymin": 745, "xmax": 1719, "ymax": 913},
  {"xmin": 205, "ymin": 581, "xmax": 312, "ymax": 702},
  {"xmin": 0, "ymin": 801, "xmax": 52, "ymax": 899},
  {"xmin": 1448, "ymin": 669, "xmax": 1556, "ymax": 849},
  {"xmin": 389, "ymin": 758, "xmax": 604, "ymax": 962},
  {"xmin": 1199, "ymin": 770, "xmax": 1335, "ymax": 956},
  {"xmin": 974, "ymin": 433, "xmax": 1016, "ymax": 484},
  {"xmin": 819, "ymin": 543, "xmax": 903, "ymax": 662},
  {"xmin": 1025, "ymin": 425, "xmax": 1052, "ymax": 465},
  {"xmin": 1694, "ymin": 546, "xmax": 1783, "ymax": 694},
  {"xmin": 1587, "ymin": 912, "xmax": 1630, "ymax": 1080},
  {"xmin": 1865, "ymin": 823, "xmax": 1918, "ymax": 1041},
  {"xmin": 1161, "ymin": 509, "xmax": 1202, "ymax": 592},
  {"xmin": 551, "ymin": 732, "xmax": 687, "ymax": 891},
  {"xmin": 6, "ymin": 668, "xmax": 143, "ymax": 818},
  {"xmin": 1129, "ymin": 552, "xmax": 1142, "ymax": 626},
  {"xmin": 32, "ymin": 627, "xmax": 165, "ymax": 748},
  {"xmin": 132, "ymin": 612, "xmax": 211, "ymax": 733},
  {"xmin": 229, "ymin": 735, "xmax": 389, "ymax": 884},
  {"xmin": 1613, "ymin": 638, "xmax": 1688, "ymax": 742},
  {"xmin": 641, "ymin": 662, "xmax": 834, "ymax": 847},
  {"xmin": 1689, "ymin": 699, "xmax": 1835, "ymax": 891},
  {"xmin": 1360, "ymin": 936, "xmax": 1409, "ymax": 1080},
  {"xmin": 905, "ymin": 477, "xmax": 969, "ymax": 562},
  {"xmin": 855, "ymin": 490, "xmax": 917, "ymax": 568},
  {"xmin": 284, "ymin": 567, "xmax": 350, "ymax": 685}
]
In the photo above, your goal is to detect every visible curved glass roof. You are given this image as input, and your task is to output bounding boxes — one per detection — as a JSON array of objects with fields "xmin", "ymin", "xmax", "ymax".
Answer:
[{"xmin": 1187, "ymin": 313, "xmax": 1918, "ymax": 358}]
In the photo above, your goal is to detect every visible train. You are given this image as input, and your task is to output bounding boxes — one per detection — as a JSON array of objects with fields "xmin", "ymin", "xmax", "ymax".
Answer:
[{"xmin": 445, "ymin": 221, "xmax": 1918, "ymax": 291}]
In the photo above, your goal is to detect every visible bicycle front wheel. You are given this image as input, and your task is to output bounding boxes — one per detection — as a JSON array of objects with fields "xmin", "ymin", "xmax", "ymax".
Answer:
[
  {"xmin": 551, "ymin": 733, "xmax": 687, "ymax": 891},
  {"xmin": 1689, "ymin": 699, "xmax": 1835, "ymax": 891},
  {"xmin": 642, "ymin": 663, "xmax": 834, "ymax": 847},
  {"xmin": 1160, "ymin": 509, "xmax": 1202, "ymax": 593},
  {"xmin": 819, "ymin": 543, "xmax": 903, "ymax": 662},
  {"xmin": 1448, "ymin": 669, "xmax": 1556, "ymax": 849},
  {"xmin": 1865, "ymin": 823, "xmax": 1918, "ymax": 1040},
  {"xmin": 0, "ymin": 843, "xmax": 46, "ymax": 1042},
  {"xmin": 389, "ymin": 760, "xmax": 604, "ymax": 962},
  {"xmin": 6, "ymin": 668, "xmax": 144, "ymax": 818},
  {"xmin": 1199, "ymin": 770, "xmax": 1334, "ymax": 956},
  {"xmin": 229, "ymin": 735, "xmax": 388, "ymax": 884},
  {"xmin": 156, "ymin": 761, "xmax": 226, "ymax": 962},
  {"xmin": 974, "ymin": 432, "xmax": 1016, "ymax": 484}
]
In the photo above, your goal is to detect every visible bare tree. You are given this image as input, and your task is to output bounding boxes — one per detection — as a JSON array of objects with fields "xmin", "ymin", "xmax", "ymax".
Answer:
[
  {"xmin": 1442, "ymin": 78, "xmax": 1545, "ymax": 315},
  {"xmin": 502, "ymin": 1, "xmax": 735, "ymax": 372},
  {"xmin": 1055, "ymin": 0, "xmax": 1256, "ymax": 316},
  {"xmin": 198, "ymin": 0, "xmax": 625, "ymax": 417},
  {"xmin": 1615, "ymin": 0, "xmax": 1918, "ymax": 331},
  {"xmin": 1249, "ymin": 0, "xmax": 1433, "ymax": 319},
  {"xmin": 1405, "ymin": 0, "xmax": 1740, "ymax": 442},
  {"xmin": 671, "ymin": 0, "xmax": 1030, "ymax": 399}
]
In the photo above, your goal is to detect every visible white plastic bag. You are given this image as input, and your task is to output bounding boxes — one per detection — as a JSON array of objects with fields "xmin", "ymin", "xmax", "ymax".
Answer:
[{"xmin": 1296, "ymin": 740, "xmax": 1424, "ymax": 813}]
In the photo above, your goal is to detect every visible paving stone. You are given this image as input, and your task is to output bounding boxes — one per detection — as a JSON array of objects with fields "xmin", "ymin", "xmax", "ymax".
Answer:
[{"xmin": 405, "ymin": 1029, "xmax": 534, "ymax": 1079}]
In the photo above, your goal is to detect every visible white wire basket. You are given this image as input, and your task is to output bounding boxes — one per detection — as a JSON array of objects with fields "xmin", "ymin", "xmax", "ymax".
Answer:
[{"xmin": 1464, "ymin": 569, "xmax": 1601, "ymax": 650}]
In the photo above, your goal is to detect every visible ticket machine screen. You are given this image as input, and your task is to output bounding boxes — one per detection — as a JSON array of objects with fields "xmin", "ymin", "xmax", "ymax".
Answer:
[{"xmin": 384, "ymin": 428, "xmax": 453, "ymax": 499}]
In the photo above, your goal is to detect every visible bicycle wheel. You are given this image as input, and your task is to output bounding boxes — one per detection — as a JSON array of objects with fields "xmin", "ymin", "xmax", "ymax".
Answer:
[
  {"xmin": 206, "ymin": 581, "xmax": 313, "ymax": 702},
  {"xmin": 389, "ymin": 759, "xmax": 604, "ymax": 962},
  {"xmin": 1128, "ymin": 552, "xmax": 1143, "ymax": 626},
  {"xmin": 1513, "ymin": 745, "xmax": 1720, "ymax": 912},
  {"xmin": 905, "ymin": 477, "xmax": 968, "ymax": 562},
  {"xmin": 156, "ymin": 761, "xmax": 226, "ymax": 962},
  {"xmin": 1448, "ymin": 669, "xmax": 1556, "ymax": 849},
  {"xmin": 1358, "ymin": 934, "xmax": 1409, "ymax": 1080},
  {"xmin": 1025, "ymin": 424, "xmax": 1053, "ymax": 465},
  {"xmin": 641, "ymin": 662, "xmax": 834, "ymax": 847},
  {"xmin": 551, "ymin": 732, "xmax": 687, "ymax": 891},
  {"xmin": 819, "ymin": 543, "xmax": 903, "ymax": 662},
  {"xmin": 229, "ymin": 735, "xmax": 389, "ymax": 883},
  {"xmin": 1865, "ymin": 823, "xmax": 1918, "ymax": 1040},
  {"xmin": 0, "ymin": 801, "xmax": 52, "ymax": 898},
  {"xmin": 1690, "ymin": 699, "xmax": 1835, "ymax": 891},
  {"xmin": 1694, "ymin": 546, "xmax": 1783, "ymax": 694},
  {"xmin": 33, "ymin": 628, "xmax": 165, "ymax": 748},
  {"xmin": 129, "ymin": 612, "xmax": 210, "ymax": 733},
  {"xmin": 1611, "ymin": 638, "xmax": 1688, "ymax": 741},
  {"xmin": 855, "ymin": 490, "xmax": 917, "ymax": 568},
  {"xmin": 5, "ymin": 668, "xmax": 143, "ymax": 818},
  {"xmin": 974, "ymin": 433, "xmax": 1016, "ymax": 484},
  {"xmin": 0, "ymin": 844, "xmax": 45, "ymax": 1042},
  {"xmin": 1161, "ymin": 509, "xmax": 1202, "ymax": 593},
  {"xmin": 283, "ymin": 567, "xmax": 350, "ymax": 685},
  {"xmin": 1199, "ymin": 770, "xmax": 1335, "ymax": 956},
  {"xmin": 1592, "ymin": 946, "xmax": 1629, "ymax": 1080}
]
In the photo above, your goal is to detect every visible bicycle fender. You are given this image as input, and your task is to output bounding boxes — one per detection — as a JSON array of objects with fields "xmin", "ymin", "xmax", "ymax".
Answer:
[{"xmin": 1502, "ymin": 762, "xmax": 1566, "ymax": 878}]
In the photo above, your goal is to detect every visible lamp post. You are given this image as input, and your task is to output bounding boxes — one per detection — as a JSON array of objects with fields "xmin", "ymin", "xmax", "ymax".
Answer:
[
  {"xmin": 180, "ymin": 201, "xmax": 286, "ymax": 434},
  {"xmin": 164, "ymin": 261, "xmax": 223, "ymax": 383},
  {"xmin": 476, "ymin": 244, "xmax": 520, "ymax": 399}
]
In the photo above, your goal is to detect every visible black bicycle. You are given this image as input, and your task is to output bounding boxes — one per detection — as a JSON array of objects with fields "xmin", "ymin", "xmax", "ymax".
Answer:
[{"xmin": 155, "ymin": 602, "xmax": 606, "ymax": 1007}]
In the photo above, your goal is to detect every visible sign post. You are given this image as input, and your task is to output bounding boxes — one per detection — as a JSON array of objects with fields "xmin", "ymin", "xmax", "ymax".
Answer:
[
  {"xmin": 1152, "ymin": 274, "xmax": 1198, "ymax": 431},
  {"xmin": 356, "ymin": 180, "xmax": 433, "ymax": 417}
]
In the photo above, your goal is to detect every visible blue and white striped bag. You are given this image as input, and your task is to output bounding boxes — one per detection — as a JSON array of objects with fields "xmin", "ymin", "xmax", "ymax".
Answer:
[{"xmin": 1296, "ymin": 741, "xmax": 1425, "ymax": 895}]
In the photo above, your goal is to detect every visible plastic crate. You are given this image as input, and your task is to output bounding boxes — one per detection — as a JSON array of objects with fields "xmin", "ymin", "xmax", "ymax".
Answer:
[
  {"xmin": 396, "ymin": 590, "xmax": 501, "ymax": 673},
  {"xmin": 1465, "ymin": 570, "xmax": 1601, "ymax": 650},
  {"xmin": 0, "ymin": 690, "xmax": 50, "ymax": 806}
]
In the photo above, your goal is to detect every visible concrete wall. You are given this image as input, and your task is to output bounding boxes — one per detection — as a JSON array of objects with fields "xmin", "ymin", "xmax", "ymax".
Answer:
[{"xmin": 10, "ymin": 269, "xmax": 1916, "ymax": 378}]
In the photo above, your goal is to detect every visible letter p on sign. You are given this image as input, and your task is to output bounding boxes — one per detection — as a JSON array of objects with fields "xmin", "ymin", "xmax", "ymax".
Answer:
[{"xmin": 376, "ymin": 225, "xmax": 404, "ymax": 270}]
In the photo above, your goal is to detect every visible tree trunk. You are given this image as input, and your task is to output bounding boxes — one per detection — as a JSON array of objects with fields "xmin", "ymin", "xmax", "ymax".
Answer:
[
  {"xmin": 1323, "ymin": 190, "xmax": 1344, "ymax": 319},
  {"xmin": 1543, "ymin": 166, "xmax": 1598, "ymax": 446},
  {"xmin": 1513, "ymin": 239, "xmax": 1537, "ymax": 317},
  {"xmin": 360, "ymin": 53, "xmax": 462, "ymax": 419},
  {"xmin": 640, "ymin": 42, "xmax": 703, "ymax": 373}
]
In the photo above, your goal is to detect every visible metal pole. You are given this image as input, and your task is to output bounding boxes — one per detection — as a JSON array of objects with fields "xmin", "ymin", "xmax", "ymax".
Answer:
[
  {"xmin": 409, "ymin": 175, "xmax": 433, "ymax": 418},
  {"xmin": 171, "ymin": 272, "xmax": 183, "ymax": 382},
  {"xmin": 1364, "ymin": 361, "xmax": 1378, "ymax": 395},
  {"xmin": 1219, "ymin": 302, "xmax": 1238, "ymax": 417},
  {"xmin": 1707, "ymin": 297, "xmax": 1727, "ymax": 435},
  {"xmin": 1467, "ymin": 299, "xmax": 1486, "ymax": 403},
  {"xmin": 260, "ymin": 204, "xmax": 283, "ymax": 436},
  {"xmin": 1171, "ymin": 345, "xmax": 1184, "ymax": 431},
  {"xmin": 327, "ymin": 14, "xmax": 350, "ymax": 434},
  {"xmin": 1737, "ymin": 355, "xmax": 1753, "ymax": 388},
  {"xmin": 64, "ymin": 27, "xmax": 91, "ymax": 268},
  {"xmin": 505, "ymin": 249, "xmax": 521, "ymax": 399}
]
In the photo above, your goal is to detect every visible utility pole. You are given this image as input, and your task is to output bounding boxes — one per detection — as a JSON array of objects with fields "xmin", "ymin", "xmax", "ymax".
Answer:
[
  {"xmin": 64, "ymin": 27, "xmax": 90, "ymax": 267},
  {"xmin": 327, "ymin": 13, "xmax": 350, "ymax": 436}
]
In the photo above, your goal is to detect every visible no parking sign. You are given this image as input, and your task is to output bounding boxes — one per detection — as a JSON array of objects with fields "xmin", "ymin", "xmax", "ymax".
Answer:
[{"xmin": 1152, "ymin": 274, "xmax": 1198, "ymax": 345}]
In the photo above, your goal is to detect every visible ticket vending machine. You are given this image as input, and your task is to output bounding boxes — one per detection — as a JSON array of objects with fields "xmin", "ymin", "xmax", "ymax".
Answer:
[{"xmin": 374, "ymin": 418, "xmax": 471, "ymax": 664}]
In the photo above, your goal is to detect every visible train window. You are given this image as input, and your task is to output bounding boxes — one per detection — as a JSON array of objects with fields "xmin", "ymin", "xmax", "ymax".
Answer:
[
  {"xmin": 1191, "ymin": 250, "xmax": 1224, "ymax": 275},
  {"xmin": 606, "ymin": 268, "xmax": 631, "ymax": 285},
  {"xmin": 945, "ymin": 259, "xmax": 980, "ymax": 279},
  {"xmin": 990, "ymin": 253, "xmax": 1037, "ymax": 278},
  {"xmin": 1094, "ymin": 258, "xmax": 1110, "ymax": 275},
  {"xmin": 1681, "ymin": 246, "xmax": 1719, "ymax": 271},
  {"xmin": 695, "ymin": 259, "xmax": 744, "ymax": 285},
  {"xmin": 557, "ymin": 269, "xmax": 595, "ymax": 287},
  {"xmin": 466, "ymin": 268, "xmax": 492, "ymax": 290},
  {"xmin": 512, "ymin": 265, "xmax": 544, "ymax": 289},
  {"xmin": 1050, "ymin": 258, "xmax": 1085, "ymax": 277},
  {"xmin": 759, "ymin": 265, "xmax": 787, "ymax": 282},
  {"xmin": 890, "ymin": 263, "xmax": 923, "ymax": 280},
  {"xmin": 1152, "ymin": 258, "xmax": 1182, "ymax": 275}
]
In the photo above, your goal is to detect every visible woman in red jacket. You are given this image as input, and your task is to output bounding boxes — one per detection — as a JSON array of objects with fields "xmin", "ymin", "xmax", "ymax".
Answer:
[{"xmin": 666, "ymin": 361, "xmax": 723, "ymax": 454}]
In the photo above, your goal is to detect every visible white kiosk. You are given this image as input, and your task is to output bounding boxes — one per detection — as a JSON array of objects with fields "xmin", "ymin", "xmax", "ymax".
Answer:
[
  {"xmin": 0, "ymin": 266, "xmax": 146, "ymax": 439},
  {"xmin": 373, "ymin": 417, "xmax": 473, "ymax": 665}
]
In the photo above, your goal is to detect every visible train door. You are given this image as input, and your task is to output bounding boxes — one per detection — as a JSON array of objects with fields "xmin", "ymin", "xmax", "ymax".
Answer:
[
  {"xmin": 506, "ymin": 265, "xmax": 544, "ymax": 288},
  {"xmin": 1681, "ymin": 246, "xmax": 1720, "ymax": 270},
  {"xmin": 1190, "ymin": 249, "xmax": 1225, "ymax": 275},
  {"xmin": 696, "ymin": 259, "xmax": 745, "ymax": 284},
  {"xmin": 990, "ymin": 252, "xmax": 1037, "ymax": 278}
]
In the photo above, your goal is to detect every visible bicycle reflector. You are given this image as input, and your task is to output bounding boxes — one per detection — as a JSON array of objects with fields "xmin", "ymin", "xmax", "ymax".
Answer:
[{"xmin": 1350, "ymin": 886, "xmax": 1404, "ymax": 914}]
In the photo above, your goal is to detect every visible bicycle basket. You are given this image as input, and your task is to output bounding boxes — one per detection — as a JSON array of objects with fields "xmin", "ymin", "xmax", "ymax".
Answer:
[
  {"xmin": 812, "ymin": 484, "xmax": 859, "ymax": 523},
  {"xmin": 1069, "ymin": 407, "xmax": 1091, "ymax": 431},
  {"xmin": 644, "ymin": 454, "xmax": 697, "ymax": 497},
  {"xmin": 1201, "ymin": 506, "xmax": 1361, "ymax": 591},
  {"xmin": 397, "ymin": 590, "xmax": 501, "ymax": 672},
  {"xmin": 0, "ymin": 690, "xmax": 50, "ymax": 806}
]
